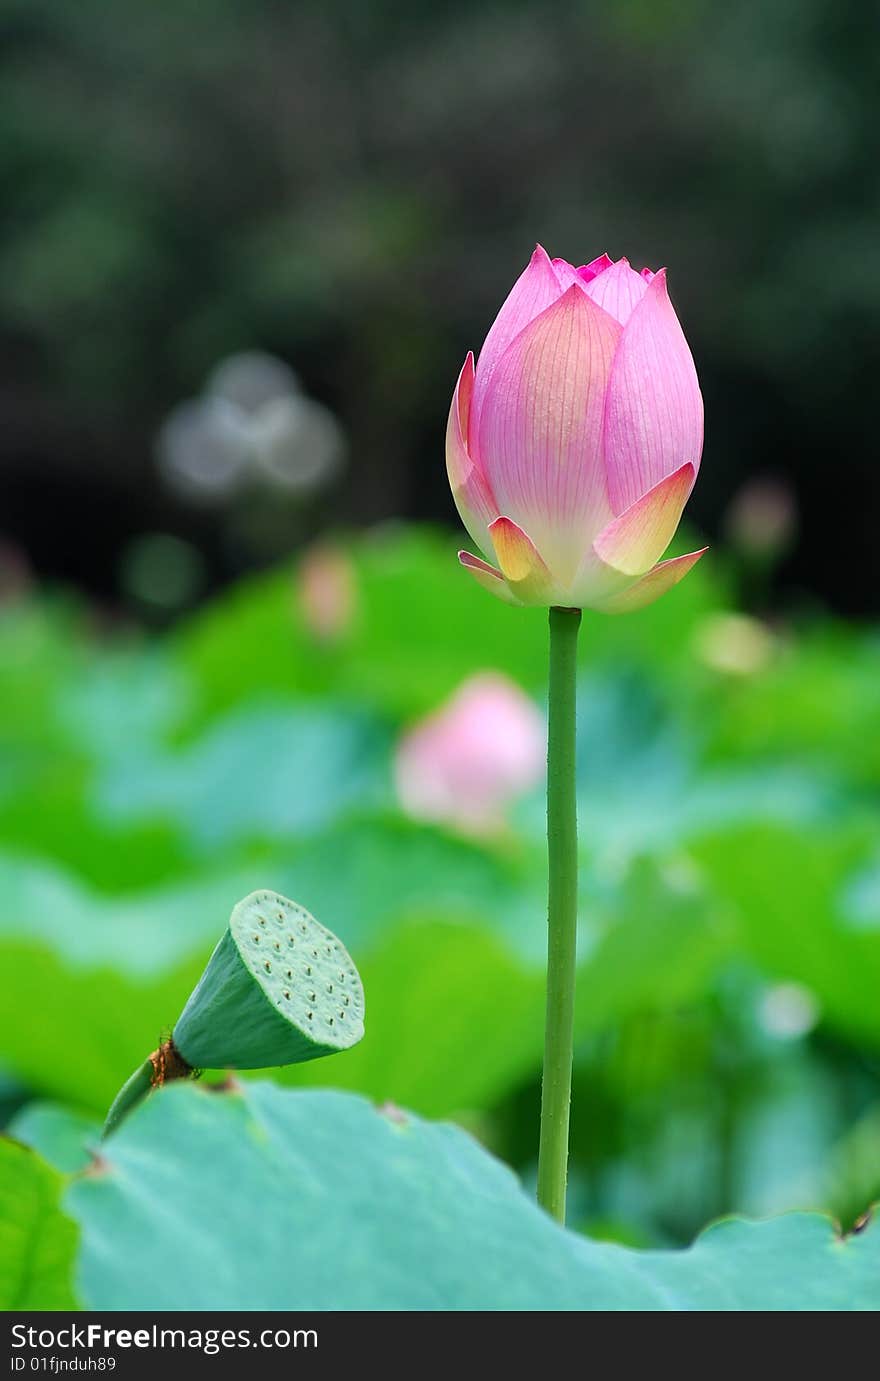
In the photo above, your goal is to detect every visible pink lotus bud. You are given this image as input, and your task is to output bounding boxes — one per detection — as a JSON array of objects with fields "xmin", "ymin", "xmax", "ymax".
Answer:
[
  {"xmin": 447, "ymin": 246, "xmax": 706, "ymax": 611},
  {"xmin": 297, "ymin": 542, "xmax": 357, "ymax": 643},
  {"xmin": 394, "ymin": 673, "xmax": 545, "ymax": 834}
]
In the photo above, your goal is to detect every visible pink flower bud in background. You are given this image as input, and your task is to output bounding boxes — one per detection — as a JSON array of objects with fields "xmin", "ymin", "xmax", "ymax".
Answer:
[
  {"xmin": 724, "ymin": 477, "xmax": 797, "ymax": 563},
  {"xmin": 395, "ymin": 673, "xmax": 545, "ymax": 834},
  {"xmin": 297, "ymin": 542, "xmax": 357, "ymax": 643},
  {"xmin": 0, "ymin": 540, "xmax": 31, "ymax": 605},
  {"xmin": 447, "ymin": 245, "xmax": 706, "ymax": 612}
]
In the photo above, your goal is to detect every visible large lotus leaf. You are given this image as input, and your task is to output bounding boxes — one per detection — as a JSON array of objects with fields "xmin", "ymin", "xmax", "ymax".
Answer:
[
  {"xmin": 693, "ymin": 822, "xmax": 880, "ymax": 1048},
  {"xmin": 0, "ymin": 1138, "xmax": 78, "ymax": 1309},
  {"xmin": 92, "ymin": 702, "xmax": 393, "ymax": 849},
  {"xmin": 57, "ymin": 647, "xmax": 191, "ymax": 761},
  {"xmin": 8, "ymin": 1102, "xmax": 101, "ymax": 1174},
  {"xmin": 704, "ymin": 625, "xmax": 880, "ymax": 785},
  {"xmin": 0, "ymin": 602, "xmax": 86, "ymax": 764},
  {"xmin": 0, "ymin": 625, "xmax": 193, "ymax": 890},
  {"xmin": 45, "ymin": 1082, "xmax": 879, "ymax": 1311},
  {"xmin": 514, "ymin": 675, "xmax": 834, "ymax": 871}
]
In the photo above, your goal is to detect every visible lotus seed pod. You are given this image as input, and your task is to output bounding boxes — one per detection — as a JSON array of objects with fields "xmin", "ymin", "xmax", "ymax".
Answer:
[{"xmin": 172, "ymin": 890, "xmax": 365, "ymax": 1069}]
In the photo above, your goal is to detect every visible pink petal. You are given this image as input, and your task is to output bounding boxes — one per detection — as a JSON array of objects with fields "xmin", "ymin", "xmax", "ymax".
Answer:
[
  {"xmin": 477, "ymin": 285, "xmax": 622, "ymax": 581},
  {"xmin": 455, "ymin": 350, "xmax": 473, "ymax": 433},
  {"xmin": 550, "ymin": 257, "xmax": 585, "ymax": 291},
  {"xmin": 489, "ymin": 516, "xmax": 555, "ymax": 604},
  {"xmin": 582, "ymin": 257, "xmax": 650, "ymax": 326},
  {"xmin": 568, "ymin": 551, "xmax": 637, "ymax": 610},
  {"xmin": 578, "ymin": 254, "xmax": 614, "ymax": 284},
  {"xmin": 603, "ymin": 268, "xmax": 704, "ymax": 513},
  {"xmin": 458, "ymin": 550, "xmax": 521, "ymax": 605},
  {"xmin": 446, "ymin": 352, "xmax": 499, "ymax": 557},
  {"xmin": 592, "ymin": 462, "xmax": 695, "ymax": 575},
  {"xmin": 471, "ymin": 245, "xmax": 565, "ymax": 442},
  {"xmin": 640, "ymin": 267, "xmax": 655, "ymax": 282},
  {"xmin": 597, "ymin": 547, "xmax": 707, "ymax": 614}
]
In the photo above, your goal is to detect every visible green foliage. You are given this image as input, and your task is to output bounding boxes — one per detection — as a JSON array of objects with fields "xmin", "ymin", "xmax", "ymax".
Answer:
[
  {"xmin": 0, "ymin": 1139, "xmax": 79, "ymax": 1310},
  {"xmin": 10, "ymin": 1083, "xmax": 879, "ymax": 1310},
  {"xmin": 1, "ymin": 524, "xmax": 879, "ymax": 1302},
  {"xmin": 693, "ymin": 823, "xmax": 880, "ymax": 1048},
  {"xmin": 8, "ymin": 1103, "xmax": 101, "ymax": 1175}
]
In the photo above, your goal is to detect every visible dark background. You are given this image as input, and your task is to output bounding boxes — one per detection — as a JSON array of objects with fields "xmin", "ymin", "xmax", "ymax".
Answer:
[{"xmin": 1, "ymin": 0, "xmax": 877, "ymax": 614}]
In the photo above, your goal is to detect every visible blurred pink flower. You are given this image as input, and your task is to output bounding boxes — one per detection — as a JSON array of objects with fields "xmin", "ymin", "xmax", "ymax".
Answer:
[
  {"xmin": 725, "ymin": 477, "xmax": 797, "ymax": 561},
  {"xmin": 447, "ymin": 246, "xmax": 706, "ymax": 611},
  {"xmin": 395, "ymin": 673, "xmax": 545, "ymax": 833},
  {"xmin": 297, "ymin": 543, "xmax": 357, "ymax": 643},
  {"xmin": 0, "ymin": 540, "xmax": 31, "ymax": 604}
]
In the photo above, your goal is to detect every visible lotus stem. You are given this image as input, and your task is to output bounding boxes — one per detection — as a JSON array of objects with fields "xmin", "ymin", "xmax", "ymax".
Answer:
[
  {"xmin": 101, "ymin": 1040, "xmax": 192, "ymax": 1139},
  {"xmin": 537, "ymin": 605, "xmax": 581, "ymax": 1223},
  {"xmin": 101, "ymin": 1058, "xmax": 155, "ymax": 1140}
]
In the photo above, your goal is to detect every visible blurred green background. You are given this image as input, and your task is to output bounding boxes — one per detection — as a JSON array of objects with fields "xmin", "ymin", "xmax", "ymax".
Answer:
[{"xmin": 1, "ymin": 0, "xmax": 878, "ymax": 1249}]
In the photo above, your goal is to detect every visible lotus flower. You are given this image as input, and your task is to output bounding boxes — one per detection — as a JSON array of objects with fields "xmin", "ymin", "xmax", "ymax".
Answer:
[
  {"xmin": 394, "ymin": 673, "xmax": 544, "ymax": 834},
  {"xmin": 446, "ymin": 246, "xmax": 706, "ymax": 611}
]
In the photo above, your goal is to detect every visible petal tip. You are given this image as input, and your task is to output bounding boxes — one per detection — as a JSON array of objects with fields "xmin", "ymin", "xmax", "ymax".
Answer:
[
  {"xmin": 578, "ymin": 253, "xmax": 614, "ymax": 283},
  {"xmin": 488, "ymin": 516, "xmax": 554, "ymax": 603},
  {"xmin": 459, "ymin": 548, "xmax": 497, "ymax": 571},
  {"xmin": 458, "ymin": 548, "xmax": 521, "ymax": 606},
  {"xmin": 555, "ymin": 281, "xmax": 595, "ymax": 313},
  {"xmin": 593, "ymin": 462, "xmax": 697, "ymax": 576},
  {"xmin": 599, "ymin": 545, "xmax": 707, "ymax": 614}
]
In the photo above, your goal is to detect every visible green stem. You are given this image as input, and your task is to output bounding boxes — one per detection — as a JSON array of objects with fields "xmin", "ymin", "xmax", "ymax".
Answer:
[
  {"xmin": 537, "ymin": 605, "xmax": 581, "ymax": 1223},
  {"xmin": 101, "ymin": 1058, "xmax": 155, "ymax": 1140}
]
